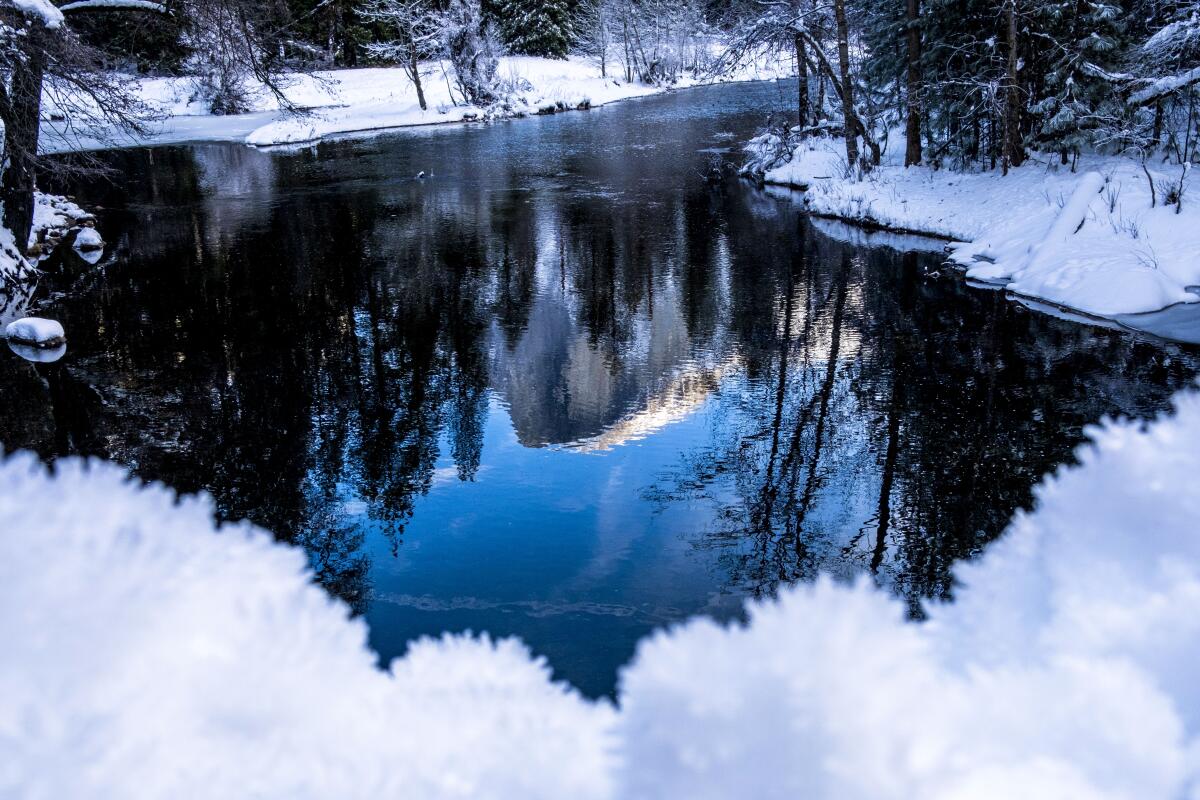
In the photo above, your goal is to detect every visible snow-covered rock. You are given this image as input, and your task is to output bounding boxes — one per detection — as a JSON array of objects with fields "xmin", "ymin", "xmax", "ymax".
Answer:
[
  {"xmin": 4, "ymin": 317, "xmax": 65, "ymax": 348},
  {"xmin": 2, "ymin": 380, "xmax": 1200, "ymax": 797},
  {"xmin": 72, "ymin": 227, "xmax": 104, "ymax": 252}
]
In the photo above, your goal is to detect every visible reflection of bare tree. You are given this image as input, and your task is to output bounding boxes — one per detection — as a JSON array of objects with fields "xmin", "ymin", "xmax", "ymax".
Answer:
[{"xmin": 650, "ymin": 221, "xmax": 1200, "ymax": 610}]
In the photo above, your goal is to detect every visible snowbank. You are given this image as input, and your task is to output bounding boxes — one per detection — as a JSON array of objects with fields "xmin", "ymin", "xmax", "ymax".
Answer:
[
  {"xmin": 41, "ymin": 55, "xmax": 793, "ymax": 151},
  {"xmin": 3, "ymin": 379, "xmax": 1200, "ymax": 796},
  {"xmin": 760, "ymin": 136, "xmax": 1200, "ymax": 319}
]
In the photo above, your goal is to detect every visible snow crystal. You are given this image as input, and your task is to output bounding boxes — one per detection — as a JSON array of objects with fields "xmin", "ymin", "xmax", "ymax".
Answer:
[
  {"xmin": 4, "ymin": 317, "xmax": 65, "ymax": 346},
  {"xmin": 2, "ymin": 384, "xmax": 1199, "ymax": 797}
]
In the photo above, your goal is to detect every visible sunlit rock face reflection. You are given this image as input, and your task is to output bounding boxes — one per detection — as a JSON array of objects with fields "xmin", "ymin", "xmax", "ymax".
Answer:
[{"xmin": 5, "ymin": 82, "xmax": 1199, "ymax": 696}]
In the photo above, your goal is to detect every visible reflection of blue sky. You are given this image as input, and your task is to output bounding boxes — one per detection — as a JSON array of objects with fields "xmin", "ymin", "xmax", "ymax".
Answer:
[
  {"xmin": 357, "ymin": 349, "xmax": 882, "ymax": 697},
  {"xmin": 358, "ymin": 392, "xmax": 744, "ymax": 696}
]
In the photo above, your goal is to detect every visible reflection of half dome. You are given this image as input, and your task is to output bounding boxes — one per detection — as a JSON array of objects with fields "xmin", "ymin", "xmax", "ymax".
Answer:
[{"xmin": 9, "ymin": 340, "xmax": 66, "ymax": 364}]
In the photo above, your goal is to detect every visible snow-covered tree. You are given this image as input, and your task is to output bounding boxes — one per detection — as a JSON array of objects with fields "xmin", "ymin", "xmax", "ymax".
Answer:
[
  {"xmin": 498, "ymin": 0, "xmax": 574, "ymax": 59},
  {"xmin": 360, "ymin": 0, "xmax": 439, "ymax": 109},
  {"xmin": 575, "ymin": 0, "xmax": 614, "ymax": 77},
  {"xmin": 1028, "ymin": 0, "xmax": 1129, "ymax": 159},
  {"xmin": 441, "ymin": 0, "xmax": 500, "ymax": 105}
]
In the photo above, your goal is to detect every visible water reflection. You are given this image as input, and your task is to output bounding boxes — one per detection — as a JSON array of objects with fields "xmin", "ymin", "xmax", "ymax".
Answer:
[{"xmin": 2, "ymin": 83, "xmax": 1198, "ymax": 695}]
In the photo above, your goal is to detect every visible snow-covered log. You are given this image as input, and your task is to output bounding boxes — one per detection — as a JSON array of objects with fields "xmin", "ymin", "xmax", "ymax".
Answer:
[{"xmin": 57, "ymin": 0, "xmax": 168, "ymax": 14}]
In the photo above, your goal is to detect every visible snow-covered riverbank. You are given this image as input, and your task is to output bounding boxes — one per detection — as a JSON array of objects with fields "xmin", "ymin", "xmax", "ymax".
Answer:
[
  {"xmin": 3, "ymin": 383, "xmax": 1199, "ymax": 798},
  {"xmin": 0, "ymin": 194, "xmax": 98, "ymax": 289},
  {"xmin": 40, "ymin": 55, "xmax": 790, "ymax": 152},
  {"xmin": 758, "ymin": 136, "xmax": 1200, "ymax": 321}
]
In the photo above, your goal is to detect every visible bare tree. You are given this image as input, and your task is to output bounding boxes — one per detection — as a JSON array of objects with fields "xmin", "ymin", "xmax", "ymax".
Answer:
[
  {"xmin": 576, "ymin": 0, "xmax": 614, "ymax": 78},
  {"xmin": 360, "ymin": 0, "xmax": 439, "ymax": 110}
]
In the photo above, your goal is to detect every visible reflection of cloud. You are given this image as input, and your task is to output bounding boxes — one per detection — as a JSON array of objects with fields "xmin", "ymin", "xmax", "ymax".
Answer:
[
  {"xmin": 430, "ymin": 464, "xmax": 492, "ymax": 487},
  {"xmin": 563, "ymin": 357, "xmax": 740, "ymax": 453}
]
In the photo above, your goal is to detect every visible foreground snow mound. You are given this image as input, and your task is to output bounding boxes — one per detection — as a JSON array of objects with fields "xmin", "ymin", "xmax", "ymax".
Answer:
[
  {"xmin": 617, "ymin": 389, "xmax": 1200, "ymax": 799},
  {"xmin": 0, "ymin": 456, "xmax": 614, "ymax": 800},
  {"xmin": 3, "ymin": 388, "xmax": 1200, "ymax": 798}
]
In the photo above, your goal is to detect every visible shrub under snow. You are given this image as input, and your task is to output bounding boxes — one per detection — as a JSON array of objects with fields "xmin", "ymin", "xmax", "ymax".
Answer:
[{"xmin": 2, "ymin": 387, "xmax": 1200, "ymax": 798}]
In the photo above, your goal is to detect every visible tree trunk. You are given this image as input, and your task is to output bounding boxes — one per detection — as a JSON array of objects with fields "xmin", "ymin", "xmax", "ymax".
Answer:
[
  {"xmin": 833, "ymin": 0, "xmax": 859, "ymax": 169},
  {"xmin": 1002, "ymin": 0, "xmax": 1025, "ymax": 173},
  {"xmin": 1, "ymin": 30, "xmax": 46, "ymax": 257},
  {"xmin": 340, "ymin": 0, "xmax": 357, "ymax": 67},
  {"xmin": 409, "ymin": 46, "xmax": 427, "ymax": 111},
  {"xmin": 904, "ymin": 0, "xmax": 922, "ymax": 167},
  {"xmin": 795, "ymin": 33, "xmax": 810, "ymax": 130}
]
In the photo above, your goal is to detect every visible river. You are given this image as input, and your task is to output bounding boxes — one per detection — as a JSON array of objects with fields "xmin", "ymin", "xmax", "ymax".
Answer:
[{"xmin": 3, "ymin": 80, "xmax": 1197, "ymax": 697}]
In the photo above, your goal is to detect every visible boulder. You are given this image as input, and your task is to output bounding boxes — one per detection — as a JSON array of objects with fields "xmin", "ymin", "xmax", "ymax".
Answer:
[{"xmin": 5, "ymin": 317, "xmax": 66, "ymax": 349}]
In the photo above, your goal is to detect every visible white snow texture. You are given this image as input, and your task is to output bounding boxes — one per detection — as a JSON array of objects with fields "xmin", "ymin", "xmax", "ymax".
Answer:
[
  {"xmin": 5, "ymin": 316, "xmax": 64, "ymax": 344},
  {"xmin": 3, "ymin": 386, "xmax": 1200, "ymax": 799},
  {"xmin": 762, "ymin": 136, "xmax": 1200, "ymax": 319}
]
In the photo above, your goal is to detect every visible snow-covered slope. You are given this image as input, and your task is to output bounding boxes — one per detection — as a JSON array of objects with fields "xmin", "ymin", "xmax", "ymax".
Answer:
[
  {"xmin": 3, "ymin": 383, "xmax": 1199, "ymax": 798},
  {"xmin": 761, "ymin": 136, "xmax": 1200, "ymax": 319}
]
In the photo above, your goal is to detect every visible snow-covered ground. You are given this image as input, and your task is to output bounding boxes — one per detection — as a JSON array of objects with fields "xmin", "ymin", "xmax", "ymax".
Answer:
[
  {"xmin": 3, "ymin": 382, "xmax": 1199, "ymax": 798},
  {"xmin": 40, "ymin": 55, "xmax": 792, "ymax": 152},
  {"xmin": 758, "ymin": 135, "xmax": 1200, "ymax": 321}
]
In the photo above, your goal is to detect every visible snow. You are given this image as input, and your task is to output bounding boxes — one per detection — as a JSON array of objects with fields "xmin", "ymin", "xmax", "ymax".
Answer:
[
  {"xmin": 0, "ymin": 217, "xmax": 28, "ymax": 289},
  {"xmin": 1130, "ymin": 65, "xmax": 1200, "ymax": 104},
  {"xmin": 11, "ymin": 0, "xmax": 64, "ymax": 28},
  {"xmin": 760, "ymin": 135, "xmax": 1200, "ymax": 320},
  {"xmin": 0, "ymin": 455, "xmax": 615, "ymax": 799},
  {"xmin": 2, "ymin": 193, "xmax": 101, "ymax": 288},
  {"xmin": 72, "ymin": 226, "xmax": 103, "ymax": 251},
  {"xmin": 57, "ymin": 0, "xmax": 166, "ymax": 12},
  {"xmin": 5, "ymin": 316, "xmax": 65, "ymax": 346},
  {"xmin": 3, "ymin": 377, "xmax": 1200, "ymax": 797},
  {"xmin": 40, "ymin": 55, "xmax": 793, "ymax": 152}
]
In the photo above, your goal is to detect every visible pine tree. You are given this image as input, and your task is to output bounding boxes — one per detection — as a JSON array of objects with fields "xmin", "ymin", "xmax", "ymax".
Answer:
[
  {"xmin": 498, "ymin": 0, "xmax": 574, "ymax": 59},
  {"xmin": 1028, "ymin": 0, "xmax": 1129, "ymax": 157}
]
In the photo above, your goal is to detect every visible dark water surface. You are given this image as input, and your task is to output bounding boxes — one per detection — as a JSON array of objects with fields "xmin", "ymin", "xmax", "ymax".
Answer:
[{"xmin": 4, "ymin": 81, "xmax": 1199, "ymax": 697}]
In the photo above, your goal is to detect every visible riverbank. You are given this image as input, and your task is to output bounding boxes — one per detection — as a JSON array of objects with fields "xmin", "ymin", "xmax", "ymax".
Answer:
[
  {"xmin": 757, "ymin": 135, "xmax": 1200, "ymax": 321},
  {"xmin": 40, "ymin": 55, "xmax": 790, "ymax": 152}
]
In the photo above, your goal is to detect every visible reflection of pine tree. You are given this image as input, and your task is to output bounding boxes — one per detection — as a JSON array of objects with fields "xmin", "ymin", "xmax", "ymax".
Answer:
[{"xmin": 498, "ymin": 0, "xmax": 574, "ymax": 59}]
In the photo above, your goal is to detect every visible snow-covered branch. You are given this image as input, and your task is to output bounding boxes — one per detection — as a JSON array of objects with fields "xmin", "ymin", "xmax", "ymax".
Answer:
[{"xmin": 57, "ymin": 0, "xmax": 167, "ymax": 12}]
